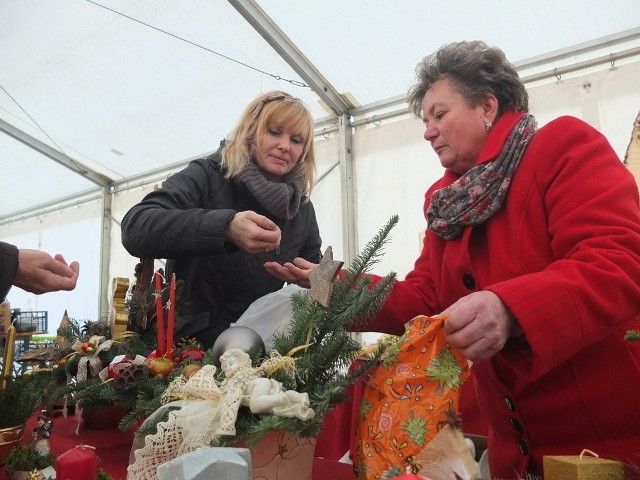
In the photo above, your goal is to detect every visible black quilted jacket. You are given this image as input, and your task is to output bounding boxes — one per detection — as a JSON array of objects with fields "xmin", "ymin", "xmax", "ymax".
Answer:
[{"xmin": 121, "ymin": 149, "xmax": 321, "ymax": 348}]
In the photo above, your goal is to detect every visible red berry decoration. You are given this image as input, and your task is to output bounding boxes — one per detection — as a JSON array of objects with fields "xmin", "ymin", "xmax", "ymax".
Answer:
[{"xmin": 178, "ymin": 348, "xmax": 205, "ymax": 363}]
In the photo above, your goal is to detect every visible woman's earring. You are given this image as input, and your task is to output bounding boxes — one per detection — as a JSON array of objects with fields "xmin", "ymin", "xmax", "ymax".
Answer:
[{"xmin": 485, "ymin": 121, "xmax": 493, "ymax": 131}]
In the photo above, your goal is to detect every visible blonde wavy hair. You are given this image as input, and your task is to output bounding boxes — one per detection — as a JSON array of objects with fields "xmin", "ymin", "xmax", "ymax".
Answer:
[{"xmin": 221, "ymin": 90, "xmax": 316, "ymax": 197}]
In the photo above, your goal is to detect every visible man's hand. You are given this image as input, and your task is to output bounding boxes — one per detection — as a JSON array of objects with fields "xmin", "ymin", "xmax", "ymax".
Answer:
[{"xmin": 14, "ymin": 250, "xmax": 80, "ymax": 294}]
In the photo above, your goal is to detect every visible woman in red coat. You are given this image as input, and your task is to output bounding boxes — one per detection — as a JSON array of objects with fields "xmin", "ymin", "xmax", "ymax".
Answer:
[{"xmin": 268, "ymin": 40, "xmax": 640, "ymax": 478}]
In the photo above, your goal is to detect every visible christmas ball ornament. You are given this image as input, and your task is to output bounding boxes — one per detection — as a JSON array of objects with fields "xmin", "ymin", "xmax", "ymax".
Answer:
[
  {"xmin": 148, "ymin": 357, "xmax": 175, "ymax": 378},
  {"xmin": 181, "ymin": 363, "xmax": 202, "ymax": 379},
  {"xmin": 211, "ymin": 326, "xmax": 265, "ymax": 366}
]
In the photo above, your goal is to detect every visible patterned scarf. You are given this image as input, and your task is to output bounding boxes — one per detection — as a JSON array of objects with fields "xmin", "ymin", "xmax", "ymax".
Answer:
[
  {"xmin": 426, "ymin": 114, "xmax": 538, "ymax": 240},
  {"xmin": 235, "ymin": 160, "xmax": 304, "ymax": 220}
]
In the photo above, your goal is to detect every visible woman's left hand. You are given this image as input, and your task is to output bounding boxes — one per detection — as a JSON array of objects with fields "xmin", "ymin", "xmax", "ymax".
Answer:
[
  {"xmin": 441, "ymin": 290, "xmax": 522, "ymax": 363},
  {"xmin": 264, "ymin": 257, "xmax": 316, "ymax": 289}
]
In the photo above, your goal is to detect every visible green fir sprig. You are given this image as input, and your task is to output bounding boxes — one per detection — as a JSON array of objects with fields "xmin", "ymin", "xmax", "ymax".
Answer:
[
  {"xmin": 3, "ymin": 443, "xmax": 56, "ymax": 472},
  {"xmin": 119, "ymin": 369, "xmax": 183, "ymax": 433},
  {"xmin": 0, "ymin": 369, "xmax": 51, "ymax": 428}
]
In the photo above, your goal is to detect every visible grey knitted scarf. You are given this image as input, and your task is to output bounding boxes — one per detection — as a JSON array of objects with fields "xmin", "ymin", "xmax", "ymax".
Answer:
[{"xmin": 235, "ymin": 161, "xmax": 304, "ymax": 220}]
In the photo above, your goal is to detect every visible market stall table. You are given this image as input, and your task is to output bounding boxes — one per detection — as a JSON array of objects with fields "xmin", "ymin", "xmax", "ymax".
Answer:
[{"xmin": 0, "ymin": 411, "xmax": 356, "ymax": 480}]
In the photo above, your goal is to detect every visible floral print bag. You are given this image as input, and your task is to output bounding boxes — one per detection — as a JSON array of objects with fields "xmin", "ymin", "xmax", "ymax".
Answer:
[{"xmin": 353, "ymin": 315, "xmax": 469, "ymax": 479}]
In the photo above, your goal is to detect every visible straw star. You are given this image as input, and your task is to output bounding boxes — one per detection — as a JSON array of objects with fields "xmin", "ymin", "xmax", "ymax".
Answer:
[{"xmin": 309, "ymin": 246, "xmax": 343, "ymax": 308}]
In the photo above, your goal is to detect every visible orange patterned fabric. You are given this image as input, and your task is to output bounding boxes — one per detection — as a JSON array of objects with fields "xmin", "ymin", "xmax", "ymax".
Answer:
[{"xmin": 353, "ymin": 315, "xmax": 469, "ymax": 480}]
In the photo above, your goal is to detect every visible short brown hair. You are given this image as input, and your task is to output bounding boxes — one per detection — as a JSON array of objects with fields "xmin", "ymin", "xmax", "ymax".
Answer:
[{"xmin": 407, "ymin": 40, "xmax": 528, "ymax": 118}]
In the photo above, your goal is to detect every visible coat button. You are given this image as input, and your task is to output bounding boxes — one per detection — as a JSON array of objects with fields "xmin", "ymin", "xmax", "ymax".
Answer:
[
  {"xmin": 462, "ymin": 273, "xmax": 476, "ymax": 289},
  {"xmin": 504, "ymin": 395, "xmax": 515, "ymax": 412},
  {"xmin": 519, "ymin": 437, "xmax": 529, "ymax": 455},
  {"xmin": 510, "ymin": 417, "xmax": 524, "ymax": 434}
]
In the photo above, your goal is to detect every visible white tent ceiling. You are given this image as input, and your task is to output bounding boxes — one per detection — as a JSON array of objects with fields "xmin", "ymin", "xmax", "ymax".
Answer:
[
  {"xmin": 2, "ymin": 0, "xmax": 640, "ymax": 220},
  {"xmin": 1, "ymin": 1, "xmax": 640, "ymax": 329}
]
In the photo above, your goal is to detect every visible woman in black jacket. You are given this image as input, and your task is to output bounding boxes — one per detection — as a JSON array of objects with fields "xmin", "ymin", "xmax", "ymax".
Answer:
[{"xmin": 121, "ymin": 91, "xmax": 322, "ymax": 349}]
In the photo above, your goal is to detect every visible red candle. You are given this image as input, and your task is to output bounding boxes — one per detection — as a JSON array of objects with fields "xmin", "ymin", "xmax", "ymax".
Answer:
[
  {"xmin": 155, "ymin": 272, "xmax": 166, "ymax": 357},
  {"xmin": 167, "ymin": 273, "xmax": 176, "ymax": 358},
  {"xmin": 55, "ymin": 445, "xmax": 97, "ymax": 480}
]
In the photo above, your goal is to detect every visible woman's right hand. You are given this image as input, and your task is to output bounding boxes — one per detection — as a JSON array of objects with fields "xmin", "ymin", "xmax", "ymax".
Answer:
[
  {"xmin": 224, "ymin": 210, "xmax": 282, "ymax": 253},
  {"xmin": 441, "ymin": 290, "xmax": 522, "ymax": 363}
]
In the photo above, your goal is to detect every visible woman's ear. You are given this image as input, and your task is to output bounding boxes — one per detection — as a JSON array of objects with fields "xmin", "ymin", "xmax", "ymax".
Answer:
[{"xmin": 483, "ymin": 93, "xmax": 499, "ymax": 123}]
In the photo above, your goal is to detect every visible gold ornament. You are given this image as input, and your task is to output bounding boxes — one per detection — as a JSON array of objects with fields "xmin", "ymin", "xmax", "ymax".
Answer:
[{"xmin": 27, "ymin": 469, "xmax": 41, "ymax": 480}]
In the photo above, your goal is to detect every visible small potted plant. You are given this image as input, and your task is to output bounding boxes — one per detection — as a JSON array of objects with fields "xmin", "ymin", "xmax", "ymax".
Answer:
[
  {"xmin": 0, "ymin": 370, "xmax": 50, "ymax": 464},
  {"xmin": 3, "ymin": 443, "xmax": 55, "ymax": 480}
]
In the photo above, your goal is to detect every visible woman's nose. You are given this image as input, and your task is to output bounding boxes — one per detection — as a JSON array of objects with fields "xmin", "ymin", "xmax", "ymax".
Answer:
[
  {"xmin": 424, "ymin": 125, "xmax": 436, "ymax": 141},
  {"xmin": 278, "ymin": 139, "xmax": 290, "ymax": 151}
]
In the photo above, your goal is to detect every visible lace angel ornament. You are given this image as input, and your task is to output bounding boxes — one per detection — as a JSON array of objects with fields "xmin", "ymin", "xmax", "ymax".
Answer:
[{"xmin": 215, "ymin": 348, "xmax": 315, "ymax": 436}]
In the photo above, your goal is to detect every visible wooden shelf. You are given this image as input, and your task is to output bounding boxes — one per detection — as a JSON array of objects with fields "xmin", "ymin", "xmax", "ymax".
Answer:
[{"xmin": 0, "ymin": 331, "xmax": 47, "ymax": 338}]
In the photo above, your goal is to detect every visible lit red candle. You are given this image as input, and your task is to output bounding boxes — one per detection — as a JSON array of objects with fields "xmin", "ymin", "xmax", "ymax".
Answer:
[
  {"xmin": 155, "ymin": 271, "xmax": 166, "ymax": 357},
  {"xmin": 55, "ymin": 445, "xmax": 97, "ymax": 480},
  {"xmin": 166, "ymin": 273, "xmax": 176, "ymax": 358}
]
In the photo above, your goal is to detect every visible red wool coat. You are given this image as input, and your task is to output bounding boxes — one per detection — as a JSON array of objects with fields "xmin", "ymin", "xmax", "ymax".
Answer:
[{"xmin": 366, "ymin": 111, "xmax": 640, "ymax": 478}]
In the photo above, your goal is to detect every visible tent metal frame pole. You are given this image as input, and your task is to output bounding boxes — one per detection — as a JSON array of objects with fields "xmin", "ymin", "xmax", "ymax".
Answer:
[
  {"xmin": 338, "ymin": 114, "xmax": 357, "ymax": 265},
  {"xmin": 0, "ymin": 118, "xmax": 112, "ymax": 187},
  {"xmin": 99, "ymin": 187, "xmax": 113, "ymax": 319},
  {"xmin": 1, "ymin": 118, "xmax": 115, "ymax": 317},
  {"xmin": 227, "ymin": 0, "xmax": 353, "ymax": 116}
]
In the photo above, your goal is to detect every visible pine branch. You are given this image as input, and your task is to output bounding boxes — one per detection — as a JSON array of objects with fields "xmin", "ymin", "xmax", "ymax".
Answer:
[
  {"xmin": 0, "ymin": 370, "xmax": 51, "ymax": 428},
  {"xmin": 328, "ymin": 273, "xmax": 396, "ymax": 330},
  {"xmin": 260, "ymin": 216, "xmax": 399, "ymax": 441},
  {"xmin": 342, "ymin": 215, "xmax": 399, "ymax": 279},
  {"xmin": 121, "ymin": 377, "xmax": 174, "ymax": 433}
]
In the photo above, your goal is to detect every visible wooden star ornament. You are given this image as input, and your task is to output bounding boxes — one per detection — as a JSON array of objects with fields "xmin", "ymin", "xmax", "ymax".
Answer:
[{"xmin": 308, "ymin": 246, "xmax": 344, "ymax": 308}]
